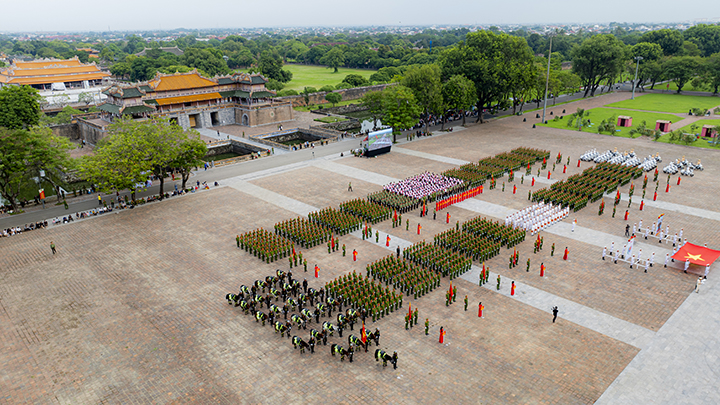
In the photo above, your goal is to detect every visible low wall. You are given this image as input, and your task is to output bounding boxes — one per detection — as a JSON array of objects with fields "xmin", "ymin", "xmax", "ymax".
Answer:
[
  {"xmin": 251, "ymin": 127, "xmax": 339, "ymax": 150},
  {"xmin": 205, "ymin": 140, "xmax": 266, "ymax": 158},
  {"xmin": 277, "ymin": 83, "xmax": 395, "ymax": 107},
  {"xmin": 50, "ymin": 123, "xmax": 79, "ymax": 140}
]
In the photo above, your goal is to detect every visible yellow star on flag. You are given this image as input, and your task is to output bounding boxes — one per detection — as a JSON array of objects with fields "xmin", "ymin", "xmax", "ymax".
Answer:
[{"xmin": 684, "ymin": 253, "xmax": 705, "ymax": 262}]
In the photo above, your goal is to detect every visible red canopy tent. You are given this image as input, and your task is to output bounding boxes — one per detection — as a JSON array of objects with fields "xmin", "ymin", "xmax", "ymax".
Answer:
[{"xmin": 671, "ymin": 243, "xmax": 720, "ymax": 265}]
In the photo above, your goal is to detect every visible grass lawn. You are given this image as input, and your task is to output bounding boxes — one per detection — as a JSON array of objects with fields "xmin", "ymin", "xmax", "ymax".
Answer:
[
  {"xmin": 654, "ymin": 81, "xmax": 710, "ymax": 93},
  {"xmin": 282, "ymin": 64, "xmax": 376, "ymax": 91},
  {"xmin": 313, "ymin": 116, "xmax": 348, "ymax": 123},
  {"xmin": 538, "ymin": 107, "xmax": 681, "ymax": 138},
  {"xmin": 605, "ymin": 93, "xmax": 720, "ymax": 113}
]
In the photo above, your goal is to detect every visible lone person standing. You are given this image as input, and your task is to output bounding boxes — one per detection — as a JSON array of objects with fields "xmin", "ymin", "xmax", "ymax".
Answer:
[
  {"xmin": 348, "ymin": 182, "xmax": 353, "ymax": 192},
  {"xmin": 552, "ymin": 306, "xmax": 559, "ymax": 323},
  {"xmin": 50, "ymin": 241, "xmax": 56, "ymax": 255}
]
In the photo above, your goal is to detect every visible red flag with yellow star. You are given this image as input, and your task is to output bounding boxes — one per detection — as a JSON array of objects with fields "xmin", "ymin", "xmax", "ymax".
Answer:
[{"xmin": 672, "ymin": 243, "xmax": 720, "ymax": 265}]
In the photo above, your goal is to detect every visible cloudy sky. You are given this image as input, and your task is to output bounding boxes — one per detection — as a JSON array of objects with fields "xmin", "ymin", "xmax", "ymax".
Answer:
[{"xmin": 3, "ymin": 0, "xmax": 719, "ymax": 32}]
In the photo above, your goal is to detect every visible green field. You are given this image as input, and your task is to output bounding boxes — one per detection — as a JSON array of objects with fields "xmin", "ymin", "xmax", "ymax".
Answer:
[
  {"xmin": 605, "ymin": 93, "xmax": 720, "ymax": 113},
  {"xmin": 676, "ymin": 119, "xmax": 720, "ymax": 134},
  {"xmin": 538, "ymin": 107, "xmax": 681, "ymax": 137},
  {"xmin": 652, "ymin": 81, "xmax": 708, "ymax": 93},
  {"xmin": 282, "ymin": 64, "xmax": 376, "ymax": 91}
]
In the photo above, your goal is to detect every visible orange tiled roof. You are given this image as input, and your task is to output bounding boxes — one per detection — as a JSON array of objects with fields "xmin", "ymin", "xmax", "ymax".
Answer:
[
  {"xmin": 1, "ymin": 72, "xmax": 109, "ymax": 85},
  {"xmin": 154, "ymin": 92, "xmax": 221, "ymax": 106},
  {"xmin": 9, "ymin": 65, "xmax": 104, "ymax": 76},
  {"xmin": 14, "ymin": 57, "xmax": 83, "ymax": 68},
  {"xmin": 148, "ymin": 71, "xmax": 217, "ymax": 92}
]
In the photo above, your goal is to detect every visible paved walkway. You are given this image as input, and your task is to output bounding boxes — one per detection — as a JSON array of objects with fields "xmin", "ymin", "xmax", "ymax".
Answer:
[{"xmin": 616, "ymin": 192, "xmax": 720, "ymax": 222}]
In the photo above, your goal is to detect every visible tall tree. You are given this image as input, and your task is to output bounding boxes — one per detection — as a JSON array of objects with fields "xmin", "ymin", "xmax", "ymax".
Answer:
[
  {"xmin": 683, "ymin": 24, "xmax": 720, "ymax": 57},
  {"xmin": 0, "ymin": 85, "xmax": 42, "ymax": 129},
  {"xmin": 82, "ymin": 118, "xmax": 205, "ymax": 200},
  {"xmin": 629, "ymin": 42, "xmax": 663, "ymax": 90},
  {"xmin": 319, "ymin": 47, "xmax": 346, "ymax": 73},
  {"xmin": 442, "ymin": 74, "xmax": 476, "ymax": 125},
  {"xmin": 401, "ymin": 64, "xmax": 443, "ymax": 133},
  {"xmin": 0, "ymin": 127, "xmax": 72, "ymax": 211},
  {"xmin": 571, "ymin": 34, "xmax": 626, "ymax": 97},
  {"xmin": 664, "ymin": 56, "xmax": 701, "ymax": 93},
  {"xmin": 382, "ymin": 85, "xmax": 421, "ymax": 143},
  {"xmin": 440, "ymin": 30, "xmax": 535, "ymax": 123},
  {"xmin": 639, "ymin": 29, "xmax": 684, "ymax": 56},
  {"xmin": 695, "ymin": 52, "xmax": 720, "ymax": 94},
  {"xmin": 361, "ymin": 90, "xmax": 385, "ymax": 128}
]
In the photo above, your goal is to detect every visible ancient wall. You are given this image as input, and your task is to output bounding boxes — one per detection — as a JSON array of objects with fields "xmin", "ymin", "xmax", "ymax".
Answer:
[
  {"xmin": 277, "ymin": 83, "xmax": 396, "ymax": 107},
  {"xmin": 50, "ymin": 123, "xmax": 79, "ymax": 140},
  {"xmin": 236, "ymin": 103, "xmax": 294, "ymax": 127}
]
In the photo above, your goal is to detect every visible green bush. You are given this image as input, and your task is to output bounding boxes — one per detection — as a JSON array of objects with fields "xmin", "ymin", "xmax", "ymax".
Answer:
[
  {"xmin": 335, "ymin": 82, "xmax": 352, "ymax": 90},
  {"xmin": 691, "ymin": 107, "xmax": 708, "ymax": 116},
  {"xmin": 266, "ymin": 79, "xmax": 285, "ymax": 91},
  {"xmin": 278, "ymin": 89, "xmax": 299, "ymax": 97},
  {"xmin": 342, "ymin": 73, "xmax": 369, "ymax": 87},
  {"xmin": 319, "ymin": 85, "xmax": 335, "ymax": 92}
]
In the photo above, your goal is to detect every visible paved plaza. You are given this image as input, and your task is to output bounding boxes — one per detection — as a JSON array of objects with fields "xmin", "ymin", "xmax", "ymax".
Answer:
[{"xmin": 2, "ymin": 91, "xmax": 720, "ymax": 404}]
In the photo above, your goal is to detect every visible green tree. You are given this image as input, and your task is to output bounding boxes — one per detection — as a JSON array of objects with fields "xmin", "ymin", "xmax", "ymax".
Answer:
[
  {"xmin": 342, "ymin": 74, "xmax": 369, "ymax": 87},
  {"xmin": 694, "ymin": 52, "xmax": 720, "ymax": 94},
  {"xmin": 664, "ymin": 56, "xmax": 701, "ymax": 93},
  {"xmin": 82, "ymin": 117, "xmax": 205, "ymax": 200},
  {"xmin": 382, "ymin": 85, "xmax": 421, "ymax": 143},
  {"xmin": 440, "ymin": 30, "xmax": 535, "ymax": 123},
  {"xmin": 78, "ymin": 92, "xmax": 94, "ymax": 106},
  {"xmin": 0, "ymin": 85, "xmax": 41, "ymax": 129},
  {"xmin": 566, "ymin": 108, "xmax": 591, "ymax": 130},
  {"xmin": 402, "ymin": 64, "xmax": 443, "ymax": 133},
  {"xmin": 302, "ymin": 87, "xmax": 314, "ymax": 106},
  {"xmin": 629, "ymin": 42, "xmax": 663, "ymax": 90},
  {"xmin": 361, "ymin": 90, "xmax": 385, "ymax": 128},
  {"xmin": 442, "ymin": 74, "xmax": 476, "ymax": 125},
  {"xmin": 320, "ymin": 47, "xmax": 346, "ymax": 73},
  {"xmin": 683, "ymin": 24, "xmax": 720, "ymax": 57},
  {"xmin": 572, "ymin": 34, "xmax": 626, "ymax": 97},
  {"xmin": 0, "ymin": 127, "xmax": 73, "ymax": 211},
  {"xmin": 258, "ymin": 51, "xmax": 292, "ymax": 83},
  {"xmin": 110, "ymin": 62, "xmax": 131, "ymax": 80},
  {"xmin": 325, "ymin": 92, "xmax": 342, "ymax": 106},
  {"xmin": 639, "ymin": 29, "xmax": 684, "ymax": 56}
]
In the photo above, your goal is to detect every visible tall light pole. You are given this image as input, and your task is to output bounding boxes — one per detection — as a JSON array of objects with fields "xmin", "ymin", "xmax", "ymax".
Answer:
[
  {"xmin": 541, "ymin": 34, "xmax": 555, "ymax": 124},
  {"xmin": 632, "ymin": 56, "xmax": 643, "ymax": 100}
]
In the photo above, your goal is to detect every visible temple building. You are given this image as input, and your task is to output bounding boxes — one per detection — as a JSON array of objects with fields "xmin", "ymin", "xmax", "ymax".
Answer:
[
  {"xmin": 96, "ymin": 70, "xmax": 292, "ymax": 128},
  {"xmin": 0, "ymin": 57, "xmax": 110, "ymax": 90}
]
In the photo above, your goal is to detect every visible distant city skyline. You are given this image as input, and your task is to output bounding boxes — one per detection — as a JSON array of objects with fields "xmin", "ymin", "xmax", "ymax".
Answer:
[{"xmin": 2, "ymin": 0, "xmax": 719, "ymax": 33}]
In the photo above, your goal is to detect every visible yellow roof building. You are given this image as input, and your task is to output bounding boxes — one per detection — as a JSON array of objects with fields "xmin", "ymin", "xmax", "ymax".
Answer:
[{"xmin": 0, "ymin": 57, "xmax": 109, "ymax": 89}]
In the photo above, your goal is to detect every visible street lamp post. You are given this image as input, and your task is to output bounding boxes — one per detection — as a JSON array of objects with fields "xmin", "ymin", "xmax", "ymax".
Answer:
[
  {"xmin": 632, "ymin": 56, "xmax": 643, "ymax": 100},
  {"xmin": 541, "ymin": 34, "xmax": 555, "ymax": 125}
]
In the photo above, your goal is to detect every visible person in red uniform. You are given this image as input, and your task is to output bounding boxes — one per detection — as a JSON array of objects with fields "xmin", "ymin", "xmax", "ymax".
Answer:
[
  {"xmin": 439, "ymin": 326, "xmax": 445, "ymax": 343},
  {"xmin": 478, "ymin": 302, "xmax": 484, "ymax": 318},
  {"xmin": 353, "ymin": 249, "xmax": 357, "ymax": 261},
  {"xmin": 540, "ymin": 263, "xmax": 545, "ymax": 277},
  {"xmin": 314, "ymin": 265, "xmax": 319, "ymax": 278},
  {"xmin": 563, "ymin": 247, "xmax": 569, "ymax": 260},
  {"xmin": 511, "ymin": 281, "xmax": 516, "ymax": 296}
]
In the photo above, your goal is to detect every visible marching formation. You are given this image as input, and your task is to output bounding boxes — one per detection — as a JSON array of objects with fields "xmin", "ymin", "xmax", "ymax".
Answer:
[
  {"xmin": 326, "ymin": 271, "xmax": 404, "ymax": 323},
  {"xmin": 238, "ymin": 228, "xmax": 294, "ymax": 263},
  {"xmin": 462, "ymin": 216, "xmax": 527, "ymax": 248},
  {"xmin": 274, "ymin": 217, "xmax": 331, "ymax": 248},
  {"xmin": 225, "ymin": 270, "xmax": 397, "ymax": 368},
  {"xmin": 367, "ymin": 255, "xmax": 442, "ymax": 298},
  {"xmin": 403, "ymin": 241, "xmax": 472, "ymax": 279},
  {"xmin": 308, "ymin": 207, "xmax": 362, "ymax": 235},
  {"xmin": 366, "ymin": 190, "xmax": 419, "ymax": 213},
  {"xmin": 434, "ymin": 229, "xmax": 502, "ymax": 262},
  {"xmin": 383, "ymin": 172, "xmax": 465, "ymax": 201},
  {"xmin": 532, "ymin": 162, "xmax": 643, "ymax": 211},
  {"xmin": 339, "ymin": 198, "xmax": 391, "ymax": 224},
  {"xmin": 506, "ymin": 202, "xmax": 570, "ymax": 235}
]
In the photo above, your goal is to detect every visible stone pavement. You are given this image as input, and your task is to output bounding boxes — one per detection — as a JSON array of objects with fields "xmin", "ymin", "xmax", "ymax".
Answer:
[{"xmin": 3, "ymin": 90, "xmax": 720, "ymax": 404}]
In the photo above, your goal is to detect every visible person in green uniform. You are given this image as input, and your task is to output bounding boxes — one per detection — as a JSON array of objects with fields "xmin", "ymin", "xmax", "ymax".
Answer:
[
  {"xmin": 236, "ymin": 235, "xmax": 240, "ymax": 248},
  {"xmin": 425, "ymin": 318, "xmax": 429, "ymax": 335},
  {"xmin": 464, "ymin": 295, "xmax": 468, "ymax": 311}
]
